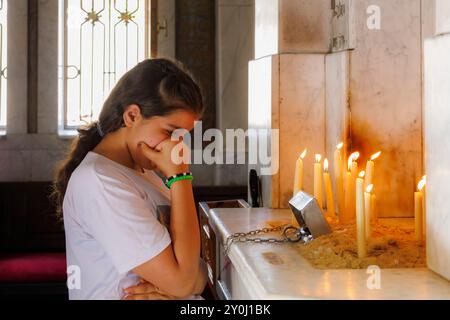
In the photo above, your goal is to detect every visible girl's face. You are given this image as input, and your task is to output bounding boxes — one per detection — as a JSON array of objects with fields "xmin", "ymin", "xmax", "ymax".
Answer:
[{"xmin": 124, "ymin": 105, "xmax": 198, "ymax": 171}]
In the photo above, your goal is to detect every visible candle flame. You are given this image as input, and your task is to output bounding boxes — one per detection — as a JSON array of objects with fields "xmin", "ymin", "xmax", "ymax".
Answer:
[
  {"xmin": 315, "ymin": 154, "xmax": 322, "ymax": 163},
  {"xmin": 366, "ymin": 184, "xmax": 374, "ymax": 193},
  {"xmin": 370, "ymin": 151, "xmax": 382, "ymax": 161},
  {"xmin": 359, "ymin": 171, "xmax": 365, "ymax": 178},
  {"xmin": 422, "ymin": 175, "xmax": 427, "ymax": 182},
  {"xmin": 300, "ymin": 148, "xmax": 307, "ymax": 159},
  {"xmin": 336, "ymin": 142, "xmax": 344, "ymax": 150},
  {"xmin": 351, "ymin": 152, "xmax": 360, "ymax": 161},
  {"xmin": 418, "ymin": 179, "xmax": 426, "ymax": 191},
  {"xmin": 324, "ymin": 158, "xmax": 329, "ymax": 171},
  {"xmin": 347, "ymin": 152, "xmax": 360, "ymax": 171}
]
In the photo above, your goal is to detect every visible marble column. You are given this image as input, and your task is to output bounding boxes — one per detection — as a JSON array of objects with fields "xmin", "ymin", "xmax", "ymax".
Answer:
[
  {"xmin": 255, "ymin": 0, "xmax": 332, "ymax": 59},
  {"xmin": 157, "ymin": 0, "xmax": 176, "ymax": 59},
  {"xmin": 215, "ymin": 0, "xmax": 254, "ymax": 186},
  {"xmin": 424, "ymin": 0, "xmax": 450, "ymax": 281}
]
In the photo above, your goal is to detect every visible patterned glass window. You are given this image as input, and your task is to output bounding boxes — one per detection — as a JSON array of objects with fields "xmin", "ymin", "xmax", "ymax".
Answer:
[
  {"xmin": 0, "ymin": 0, "xmax": 7, "ymax": 131},
  {"xmin": 58, "ymin": 0, "xmax": 151, "ymax": 130}
]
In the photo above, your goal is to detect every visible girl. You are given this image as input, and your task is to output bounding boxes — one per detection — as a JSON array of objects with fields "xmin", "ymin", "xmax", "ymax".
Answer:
[{"xmin": 51, "ymin": 58, "xmax": 208, "ymax": 300}]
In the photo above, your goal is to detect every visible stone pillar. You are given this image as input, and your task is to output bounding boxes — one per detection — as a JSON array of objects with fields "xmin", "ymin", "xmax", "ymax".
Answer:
[
  {"xmin": 424, "ymin": 0, "xmax": 450, "ymax": 281},
  {"xmin": 6, "ymin": 0, "xmax": 28, "ymax": 135},
  {"xmin": 157, "ymin": 0, "xmax": 176, "ymax": 59},
  {"xmin": 215, "ymin": 0, "xmax": 254, "ymax": 186}
]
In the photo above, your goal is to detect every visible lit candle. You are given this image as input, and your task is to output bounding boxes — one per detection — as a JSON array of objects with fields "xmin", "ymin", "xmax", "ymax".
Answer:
[
  {"xmin": 415, "ymin": 178, "xmax": 426, "ymax": 242},
  {"xmin": 356, "ymin": 170, "xmax": 366, "ymax": 258},
  {"xmin": 364, "ymin": 184, "xmax": 374, "ymax": 239},
  {"xmin": 292, "ymin": 149, "xmax": 307, "ymax": 227},
  {"xmin": 343, "ymin": 152, "xmax": 360, "ymax": 223},
  {"xmin": 323, "ymin": 159, "xmax": 336, "ymax": 219},
  {"xmin": 364, "ymin": 151, "xmax": 381, "ymax": 188},
  {"xmin": 314, "ymin": 154, "xmax": 323, "ymax": 209},
  {"xmin": 371, "ymin": 193, "xmax": 377, "ymax": 223},
  {"xmin": 334, "ymin": 142, "xmax": 345, "ymax": 218},
  {"xmin": 293, "ymin": 148, "xmax": 307, "ymax": 196},
  {"xmin": 421, "ymin": 175, "xmax": 427, "ymax": 239},
  {"xmin": 343, "ymin": 172, "xmax": 351, "ymax": 223}
]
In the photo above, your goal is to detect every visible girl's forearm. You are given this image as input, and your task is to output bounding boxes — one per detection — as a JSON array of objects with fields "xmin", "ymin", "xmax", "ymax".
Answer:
[{"xmin": 169, "ymin": 179, "xmax": 201, "ymax": 288}]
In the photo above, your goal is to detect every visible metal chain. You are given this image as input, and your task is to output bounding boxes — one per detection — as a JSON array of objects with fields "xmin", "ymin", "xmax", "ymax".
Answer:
[{"xmin": 223, "ymin": 224, "xmax": 306, "ymax": 255}]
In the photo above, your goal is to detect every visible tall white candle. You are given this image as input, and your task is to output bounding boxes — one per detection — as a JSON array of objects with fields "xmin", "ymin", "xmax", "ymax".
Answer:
[
  {"xmin": 364, "ymin": 151, "xmax": 381, "ymax": 188},
  {"xmin": 371, "ymin": 193, "xmax": 377, "ymax": 223},
  {"xmin": 323, "ymin": 159, "xmax": 336, "ymax": 218},
  {"xmin": 343, "ymin": 152, "xmax": 359, "ymax": 223},
  {"xmin": 334, "ymin": 142, "xmax": 345, "ymax": 218},
  {"xmin": 292, "ymin": 149, "xmax": 308, "ymax": 227},
  {"xmin": 364, "ymin": 184, "xmax": 374, "ymax": 239},
  {"xmin": 415, "ymin": 178, "xmax": 426, "ymax": 242},
  {"xmin": 356, "ymin": 171, "xmax": 366, "ymax": 258},
  {"xmin": 314, "ymin": 154, "xmax": 323, "ymax": 209},
  {"xmin": 421, "ymin": 175, "xmax": 427, "ymax": 239},
  {"xmin": 293, "ymin": 149, "xmax": 307, "ymax": 196}
]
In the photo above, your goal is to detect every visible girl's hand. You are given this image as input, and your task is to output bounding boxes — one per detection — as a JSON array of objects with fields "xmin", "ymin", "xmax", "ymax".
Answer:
[
  {"xmin": 138, "ymin": 139, "xmax": 190, "ymax": 177},
  {"xmin": 122, "ymin": 279, "xmax": 178, "ymax": 300}
]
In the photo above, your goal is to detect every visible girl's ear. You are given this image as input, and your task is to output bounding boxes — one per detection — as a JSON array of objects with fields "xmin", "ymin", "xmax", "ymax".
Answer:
[{"xmin": 123, "ymin": 104, "xmax": 142, "ymax": 126}]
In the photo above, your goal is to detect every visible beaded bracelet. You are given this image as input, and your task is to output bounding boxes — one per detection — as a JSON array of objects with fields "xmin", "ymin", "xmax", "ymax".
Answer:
[{"xmin": 164, "ymin": 172, "xmax": 193, "ymax": 189}]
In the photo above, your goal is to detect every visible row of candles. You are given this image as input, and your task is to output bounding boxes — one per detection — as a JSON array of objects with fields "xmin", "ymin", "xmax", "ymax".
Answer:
[{"xmin": 293, "ymin": 143, "xmax": 426, "ymax": 258}]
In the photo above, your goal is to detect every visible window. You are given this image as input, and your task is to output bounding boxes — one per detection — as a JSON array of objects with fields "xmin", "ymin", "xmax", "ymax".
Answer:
[
  {"xmin": 0, "ymin": 0, "xmax": 7, "ymax": 132},
  {"xmin": 58, "ymin": 0, "xmax": 151, "ymax": 132}
]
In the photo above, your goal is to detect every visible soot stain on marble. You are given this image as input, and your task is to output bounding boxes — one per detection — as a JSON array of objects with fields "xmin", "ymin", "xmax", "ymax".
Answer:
[{"xmin": 262, "ymin": 252, "xmax": 285, "ymax": 265}]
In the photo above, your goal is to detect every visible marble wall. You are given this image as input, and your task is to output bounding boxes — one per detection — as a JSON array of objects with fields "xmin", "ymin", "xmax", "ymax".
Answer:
[
  {"xmin": 278, "ymin": 54, "xmax": 327, "ymax": 206},
  {"xmin": 349, "ymin": 0, "xmax": 423, "ymax": 217},
  {"xmin": 251, "ymin": 0, "xmax": 428, "ymax": 218}
]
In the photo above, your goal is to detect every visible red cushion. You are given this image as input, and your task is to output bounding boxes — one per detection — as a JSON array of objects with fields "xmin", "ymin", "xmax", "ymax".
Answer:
[{"xmin": 0, "ymin": 252, "xmax": 67, "ymax": 283}]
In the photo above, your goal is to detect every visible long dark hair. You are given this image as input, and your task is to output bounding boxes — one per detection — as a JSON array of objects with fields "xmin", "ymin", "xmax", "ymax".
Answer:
[{"xmin": 50, "ymin": 58, "xmax": 204, "ymax": 218}]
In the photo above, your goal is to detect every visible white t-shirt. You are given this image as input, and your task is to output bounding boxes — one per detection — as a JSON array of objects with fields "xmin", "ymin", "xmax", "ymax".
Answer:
[{"xmin": 63, "ymin": 151, "xmax": 203, "ymax": 300}]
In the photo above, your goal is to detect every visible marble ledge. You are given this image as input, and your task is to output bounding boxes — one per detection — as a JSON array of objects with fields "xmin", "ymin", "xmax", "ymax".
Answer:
[
  {"xmin": 0, "ymin": 133, "xmax": 73, "ymax": 150},
  {"xmin": 208, "ymin": 208, "xmax": 450, "ymax": 299}
]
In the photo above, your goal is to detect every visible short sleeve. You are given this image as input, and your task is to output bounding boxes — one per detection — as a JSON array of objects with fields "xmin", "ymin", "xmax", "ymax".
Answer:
[{"xmin": 79, "ymin": 164, "xmax": 172, "ymax": 275}]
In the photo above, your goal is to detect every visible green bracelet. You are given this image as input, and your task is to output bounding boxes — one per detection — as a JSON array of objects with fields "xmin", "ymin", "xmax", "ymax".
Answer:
[{"xmin": 166, "ymin": 174, "xmax": 193, "ymax": 189}]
